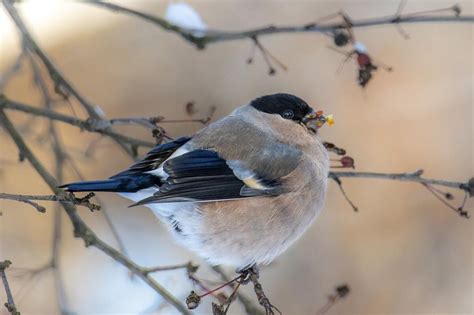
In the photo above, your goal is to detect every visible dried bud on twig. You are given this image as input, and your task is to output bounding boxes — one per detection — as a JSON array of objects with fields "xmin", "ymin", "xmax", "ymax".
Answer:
[
  {"xmin": 186, "ymin": 291, "xmax": 201, "ymax": 309},
  {"xmin": 333, "ymin": 30, "xmax": 351, "ymax": 47},
  {"xmin": 70, "ymin": 192, "xmax": 101, "ymax": 212},
  {"xmin": 340, "ymin": 156, "xmax": 355, "ymax": 168},
  {"xmin": 316, "ymin": 283, "xmax": 351, "ymax": 315},
  {"xmin": 212, "ymin": 302, "xmax": 225, "ymax": 315},
  {"xmin": 331, "ymin": 156, "xmax": 355, "ymax": 169},
  {"xmin": 336, "ymin": 284, "xmax": 350, "ymax": 298},
  {"xmin": 323, "ymin": 142, "xmax": 347, "ymax": 156},
  {"xmin": 186, "ymin": 101, "xmax": 197, "ymax": 116},
  {"xmin": 247, "ymin": 36, "xmax": 287, "ymax": 76}
]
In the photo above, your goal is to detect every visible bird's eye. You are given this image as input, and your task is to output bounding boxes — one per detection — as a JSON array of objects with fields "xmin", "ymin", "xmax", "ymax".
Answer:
[{"xmin": 281, "ymin": 110, "xmax": 294, "ymax": 119}]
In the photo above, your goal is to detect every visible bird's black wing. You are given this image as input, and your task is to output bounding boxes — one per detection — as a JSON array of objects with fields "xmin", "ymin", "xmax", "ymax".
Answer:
[
  {"xmin": 110, "ymin": 136, "xmax": 191, "ymax": 178},
  {"xmin": 132, "ymin": 149, "xmax": 285, "ymax": 205}
]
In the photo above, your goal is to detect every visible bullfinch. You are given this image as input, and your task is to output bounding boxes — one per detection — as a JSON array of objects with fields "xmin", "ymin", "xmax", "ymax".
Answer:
[{"xmin": 61, "ymin": 93, "xmax": 332, "ymax": 271}]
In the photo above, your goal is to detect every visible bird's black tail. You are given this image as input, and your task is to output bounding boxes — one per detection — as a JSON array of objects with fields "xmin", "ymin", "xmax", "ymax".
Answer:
[{"xmin": 59, "ymin": 174, "xmax": 161, "ymax": 193}]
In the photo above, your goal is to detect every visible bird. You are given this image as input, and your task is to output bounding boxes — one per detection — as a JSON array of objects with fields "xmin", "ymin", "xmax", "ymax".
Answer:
[{"xmin": 60, "ymin": 93, "xmax": 332, "ymax": 272}]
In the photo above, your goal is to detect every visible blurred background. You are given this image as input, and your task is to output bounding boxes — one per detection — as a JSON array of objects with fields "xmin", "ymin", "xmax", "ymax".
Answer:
[{"xmin": 0, "ymin": 0, "xmax": 472, "ymax": 314}]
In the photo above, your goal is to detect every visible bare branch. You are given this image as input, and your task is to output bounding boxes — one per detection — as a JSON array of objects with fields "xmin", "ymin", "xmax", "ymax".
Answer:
[
  {"xmin": 0, "ymin": 95, "xmax": 155, "ymax": 149},
  {"xmin": 329, "ymin": 170, "xmax": 472, "ymax": 217},
  {"xmin": 0, "ymin": 192, "xmax": 101, "ymax": 212},
  {"xmin": 0, "ymin": 193, "xmax": 46, "ymax": 212},
  {"xmin": 328, "ymin": 175, "xmax": 359, "ymax": 212},
  {"xmin": 185, "ymin": 271, "xmax": 251, "ymax": 313},
  {"xmin": 142, "ymin": 261, "xmax": 199, "ymax": 275},
  {"xmin": 315, "ymin": 284, "xmax": 350, "ymax": 315},
  {"xmin": 330, "ymin": 169, "xmax": 471, "ymax": 192},
  {"xmin": 82, "ymin": 0, "xmax": 209, "ymax": 48},
  {"xmin": 0, "ymin": 51, "xmax": 25, "ymax": 91},
  {"xmin": 421, "ymin": 183, "xmax": 469, "ymax": 218},
  {"xmin": 84, "ymin": 1, "xmax": 473, "ymax": 49},
  {"xmin": 0, "ymin": 109, "xmax": 191, "ymax": 314},
  {"xmin": 0, "ymin": 260, "xmax": 20, "ymax": 315}
]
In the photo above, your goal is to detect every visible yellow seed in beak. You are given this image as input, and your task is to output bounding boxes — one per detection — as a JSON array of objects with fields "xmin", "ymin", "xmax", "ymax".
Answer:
[{"xmin": 325, "ymin": 114, "xmax": 334, "ymax": 126}]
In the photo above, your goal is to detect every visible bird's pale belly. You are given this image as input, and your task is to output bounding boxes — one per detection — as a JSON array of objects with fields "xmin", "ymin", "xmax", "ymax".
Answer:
[{"xmin": 147, "ymin": 183, "xmax": 325, "ymax": 271}]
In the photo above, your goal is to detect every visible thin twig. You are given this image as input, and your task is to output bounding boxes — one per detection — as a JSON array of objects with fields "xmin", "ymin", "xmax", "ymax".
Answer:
[
  {"xmin": 108, "ymin": 117, "xmax": 160, "ymax": 129},
  {"xmin": 212, "ymin": 266, "xmax": 265, "ymax": 315},
  {"xmin": 330, "ymin": 169, "xmax": 471, "ymax": 192},
  {"xmin": 0, "ymin": 192, "xmax": 101, "ymax": 212},
  {"xmin": 222, "ymin": 281, "xmax": 242, "ymax": 314},
  {"xmin": 247, "ymin": 268, "xmax": 281, "ymax": 315},
  {"xmin": 84, "ymin": 1, "xmax": 473, "ymax": 49},
  {"xmin": 329, "ymin": 170, "xmax": 472, "ymax": 217},
  {"xmin": 0, "ymin": 95, "xmax": 155, "ymax": 149},
  {"xmin": 187, "ymin": 273, "xmax": 228, "ymax": 305},
  {"xmin": 82, "ymin": 0, "xmax": 210, "ymax": 49},
  {"xmin": 328, "ymin": 174, "xmax": 359, "ymax": 212},
  {"xmin": 422, "ymin": 183, "xmax": 469, "ymax": 218},
  {"xmin": 142, "ymin": 261, "xmax": 198, "ymax": 275},
  {"xmin": 0, "ymin": 51, "xmax": 25, "ymax": 91},
  {"xmin": 0, "ymin": 261, "xmax": 20, "ymax": 315},
  {"xmin": 159, "ymin": 118, "xmax": 213, "ymax": 125},
  {"xmin": 0, "ymin": 194, "xmax": 46, "ymax": 213},
  {"xmin": 315, "ymin": 284, "xmax": 350, "ymax": 315}
]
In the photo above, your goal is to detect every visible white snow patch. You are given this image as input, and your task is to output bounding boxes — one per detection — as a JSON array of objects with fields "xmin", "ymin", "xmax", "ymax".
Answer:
[
  {"xmin": 165, "ymin": 2, "xmax": 207, "ymax": 36},
  {"xmin": 353, "ymin": 41, "xmax": 367, "ymax": 53}
]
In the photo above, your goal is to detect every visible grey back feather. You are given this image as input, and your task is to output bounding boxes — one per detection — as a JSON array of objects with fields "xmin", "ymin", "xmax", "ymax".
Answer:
[{"xmin": 189, "ymin": 113, "xmax": 302, "ymax": 180}]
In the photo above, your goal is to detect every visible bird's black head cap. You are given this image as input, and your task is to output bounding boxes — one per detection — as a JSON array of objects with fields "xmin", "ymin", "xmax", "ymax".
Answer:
[{"xmin": 250, "ymin": 93, "xmax": 312, "ymax": 122}]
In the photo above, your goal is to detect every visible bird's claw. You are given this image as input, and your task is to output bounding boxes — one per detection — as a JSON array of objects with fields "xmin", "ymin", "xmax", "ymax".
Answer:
[
  {"xmin": 238, "ymin": 265, "xmax": 259, "ymax": 284},
  {"xmin": 238, "ymin": 266, "xmax": 282, "ymax": 315},
  {"xmin": 260, "ymin": 296, "xmax": 282, "ymax": 315}
]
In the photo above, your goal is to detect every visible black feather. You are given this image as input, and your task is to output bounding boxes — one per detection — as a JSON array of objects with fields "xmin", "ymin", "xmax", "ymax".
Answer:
[
  {"xmin": 111, "ymin": 137, "xmax": 191, "ymax": 178},
  {"xmin": 250, "ymin": 93, "xmax": 312, "ymax": 122},
  {"xmin": 133, "ymin": 149, "xmax": 282, "ymax": 205},
  {"xmin": 59, "ymin": 174, "xmax": 161, "ymax": 192}
]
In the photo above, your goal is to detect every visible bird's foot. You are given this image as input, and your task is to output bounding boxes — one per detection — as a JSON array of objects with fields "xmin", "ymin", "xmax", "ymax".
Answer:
[
  {"xmin": 239, "ymin": 265, "xmax": 282, "ymax": 315},
  {"xmin": 237, "ymin": 264, "xmax": 259, "ymax": 284}
]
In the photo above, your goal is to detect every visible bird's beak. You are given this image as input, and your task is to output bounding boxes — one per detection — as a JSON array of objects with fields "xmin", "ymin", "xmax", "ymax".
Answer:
[{"xmin": 302, "ymin": 109, "xmax": 334, "ymax": 133}]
